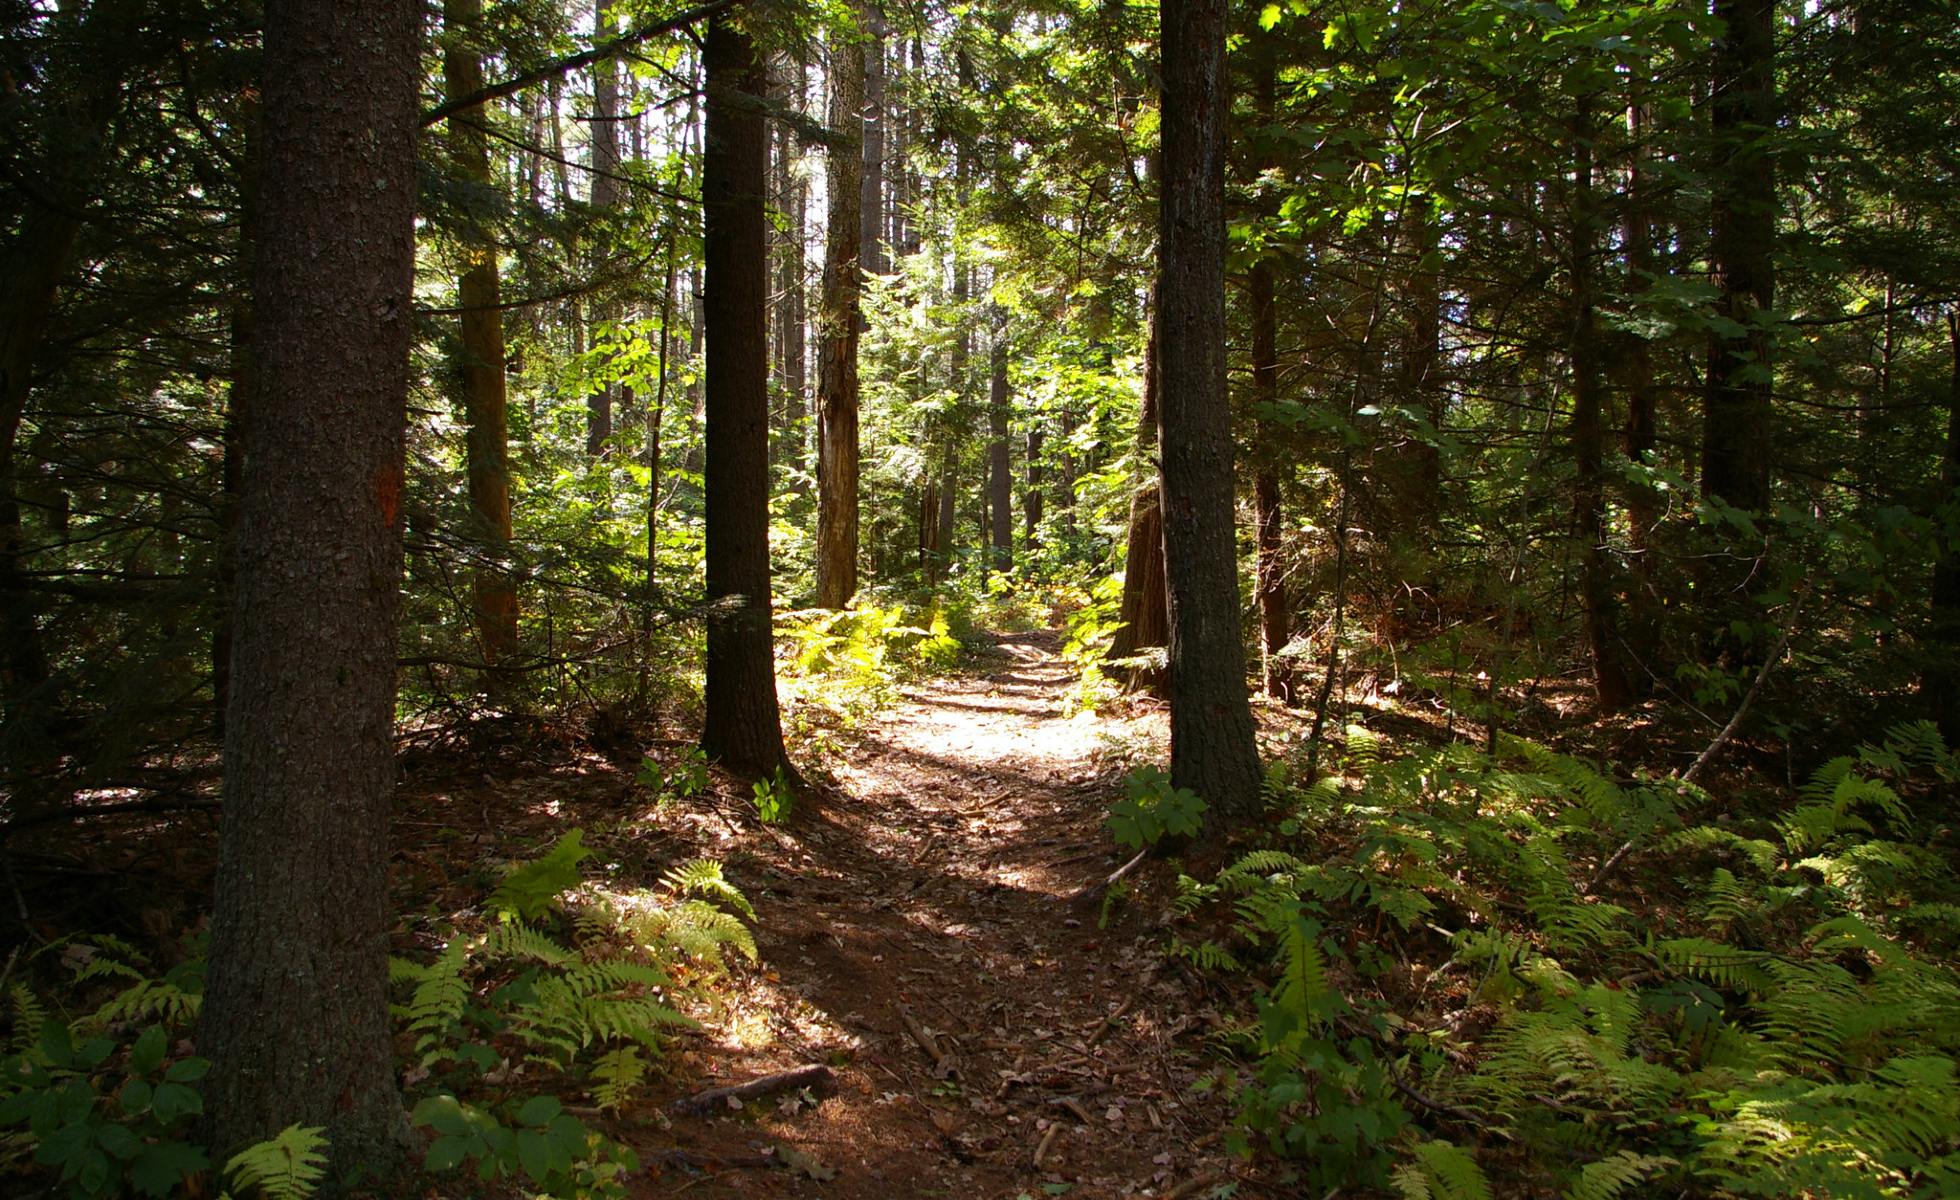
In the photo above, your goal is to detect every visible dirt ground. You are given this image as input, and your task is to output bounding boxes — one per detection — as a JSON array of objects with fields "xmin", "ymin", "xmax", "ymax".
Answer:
[{"xmin": 604, "ymin": 631, "xmax": 1257, "ymax": 1200}]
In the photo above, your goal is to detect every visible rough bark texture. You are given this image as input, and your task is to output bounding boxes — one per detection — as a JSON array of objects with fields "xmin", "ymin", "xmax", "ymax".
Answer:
[
  {"xmin": 1158, "ymin": 0, "xmax": 1262, "ymax": 823},
  {"xmin": 1701, "ymin": 0, "xmax": 1775, "ymax": 514},
  {"xmin": 198, "ymin": 0, "xmax": 419, "ymax": 1173},
  {"xmin": 1024, "ymin": 424, "xmax": 1044, "ymax": 552},
  {"xmin": 446, "ymin": 0, "xmax": 519, "ymax": 666},
  {"xmin": 700, "ymin": 11, "xmax": 789, "ymax": 773},
  {"xmin": 1569, "ymin": 102, "xmax": 1632, "ymax": 711},
  {"xmin": 817, "ymin": 23, "xmax": 865, "ymax": 610},
  {"xmin": 988, "ymin": 328, "xmax": 1013, "ymax": 573}
]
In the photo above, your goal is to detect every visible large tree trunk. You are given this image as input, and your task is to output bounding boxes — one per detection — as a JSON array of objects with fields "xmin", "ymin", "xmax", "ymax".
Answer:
[
  {"xmin": 776, "ymin": 57, "xmax": 809, "ymax": 480},
  {"xmin": 1701, "ymin": 0, "xmax": 1775, "ymax": 514},
  {"xmin": 1158, "ymin": 0, "xmax": 1262, "ymax": 823},
  {"xmin": 198, "ymin": 0, "xmax": 419, "ymax": 1172},
  {"xmin": 446, "ymin": 0, "xmax": 519, "ymax": 667},
  {"xmin": 1570, "ymin": 100, "xmax": 1633, "ymax": 712},
  {"xmin": 816, "ymin": 19, "xmax": 865, "ymax": 610},
  {"xmin": 988, "ymin": 324, "xmax": 1012, "ymax": 573},
  {"xmin": 700, "ymin": 10, "xmax": 789, "ymax": 774},
  {"xmin": 1024, "ymin": 423, "xmax": 1044, "ymax": 552}
]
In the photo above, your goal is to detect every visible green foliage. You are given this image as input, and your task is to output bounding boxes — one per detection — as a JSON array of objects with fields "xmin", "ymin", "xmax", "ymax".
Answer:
[
  {"xmin": 223, "ymin": 1124, "xmax": 327, "ymax": 1200},
  {"xmin": 1107, "ymin": 765, "xmax": 1207, "ymax": 849},
  {"xmin": 489, "ymin": 829, "xmax": 594, "ymax": 922},
  {"xmin": 637, "ymin": 748, "xmax": 709, "ymax": 808},
  {"xmin": 751, "ymin": 767, "xmax": 794, "ymax": 824},
  {"xmin": 411, "ymin": 1092, "xmax": 636, "ymax": 1198},
  {"xmin": 1175, "ymin": 723, "xmax": 1960, "ymax": 1198}
]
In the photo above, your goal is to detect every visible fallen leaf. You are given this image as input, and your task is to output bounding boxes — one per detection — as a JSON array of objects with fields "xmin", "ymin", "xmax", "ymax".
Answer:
[{"xmin": 774, "ymin": 1144, "xmax": 839, "ymax": 1181}]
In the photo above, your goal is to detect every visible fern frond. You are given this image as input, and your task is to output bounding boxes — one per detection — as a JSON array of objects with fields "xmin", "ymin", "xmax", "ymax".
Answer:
[
  {"xmin": 1563, "ymin": 1151, "xmax": 1675, "ymax": 1200},
  {"xmin": 1396, "ymin": 1141, "xmax": 1492, "ymax": 1200},
  {"xmin": 661, "ymin": 858, "xmax": 756, "ymax": 919},
  {"xmin": 8, "ymin": 985, "xmax": 48, "ymax": 1055},
  {"xmin": 86, "ymin": 978, "xmax": 200, "ymax": 1030},
  {"xmin": 590, "ymin": 1045, "xmax": 649, "ymax": 1111},
  {"xmin": 225, "ymin": 1124, "xmax": 328, "ymax": 1200}
]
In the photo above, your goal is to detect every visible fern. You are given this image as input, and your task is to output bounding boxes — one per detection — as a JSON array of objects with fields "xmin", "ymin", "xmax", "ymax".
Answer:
[
  {"xmin": 1562, "ymin": 1151, "xmax": 1675, "ymax": 1200},
  {"xmin": 1394, "ymin": 1141, "xmax": 1492, "ymax": 1200},
  {"xmin": 7, "ymin": 985, "xmax": 47, "ymax": 1055},
  {"xmin": 661, "ymin": 858, "xmax": 756, "ymax": 919},
  {"xmin": 224, "ymin": 1124, "xmax": 328, "ymax": 1200},
  {"xmin": 87, "ymin": 977, "xmax": 200, "ymax": 1029},
  {"xmin": 590, "ymin": 1046, "xmax": 648, "ymax": 1112},
  {"xmin": 1170, "ymin": 939, "xmax": 1243, "ymax": 972}
]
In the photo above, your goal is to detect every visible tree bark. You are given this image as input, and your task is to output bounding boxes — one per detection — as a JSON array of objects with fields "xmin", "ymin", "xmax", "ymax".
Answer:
[
  {"xmin": 1248, "ymin": 45, "xmax": 1292, "ymax": 702},
  {"xmin": 1701, "ymin": 0, "xmax": 1775, "ymax": 514},
  {"xmin": 1932, "ymin": 310, "xmax": 1960, "ymax": 744},
  {"xmin": 816, "ymin": 19, "xmax": 865, "ymax": 610},
  {"xmin": 700, "ymin": 9, "xmax": 789, "ymax": 774},
  {"xmin": 1024, "ymin": 423, "xmax": 1044, "ymax": 552},
  {"xmin": 988, "ymin": 324, "xmax": 1012, "ymax": 573},
  {"xmin": 1108, "ymin": 302, "xmax": 1168, "ymax": 695},
  {"xmin": 860, "ymin": 7, "xmax": 887, "ymax": 278},
  {"xmin": 199, "ymin": 0, "xmax": 419, "ymax": 1173},
  {"xmin": 1158, "ymin": 0, "xmax": 1262, "ymax": 823},
  {"xmin": 587, "ymin": 0, "xmax": 622, "ymax": 459},
  {"xmin": 1570, "ymin": 99, "xmax": 1633, "ymax": 711},
  {"xmin": 446, "ymin": 0, "xmax": 519, "ymax": 667}
]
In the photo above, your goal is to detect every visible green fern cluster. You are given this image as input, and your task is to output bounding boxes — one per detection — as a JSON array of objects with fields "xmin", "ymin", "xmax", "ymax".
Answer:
[{"xmin": 1179, "ymin": 720, "xmax": 1960, "ymax": 1199}]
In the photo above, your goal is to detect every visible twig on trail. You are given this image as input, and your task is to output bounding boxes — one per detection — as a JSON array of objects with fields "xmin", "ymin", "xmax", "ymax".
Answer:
[
  {"xmin": 1167, "ymin": 1174, "xmax": 1226, "ymax": 1200},
  {"xmin": 1587, "ymin": 614, "xmax": 1798, "ymax": 895},
  {"xmin": 668, "ymin": 1064, "xmax": 835, "ymax": 1116},
  {"xmin": 1049, "ymin": 1094, "xmax": 1097, "ymax": 1124},
  {"xmin": 1031, "ymin": 1121, "xmax": 1061, "ymax": 1168},
  {"xmin": 1073, "ymin": 846, "xmax": 1148, "ymax": 903},
  {"xmin": 897, "ymin": 1002, "xmax": 954, "ymax": 1076},
  {"xmin": 1047, "ymin": 844, "xmax": 1112, "ymax": 867},
  {"xmin": 1084, "ymin": 996, "xmax": 1133, "ymax": 1048}
]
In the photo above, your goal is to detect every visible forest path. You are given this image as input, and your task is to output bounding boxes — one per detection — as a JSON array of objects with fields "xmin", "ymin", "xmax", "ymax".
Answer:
[{"xmin": 645, "ymin": 630, "xmax": 1240, "ymax": 1200}]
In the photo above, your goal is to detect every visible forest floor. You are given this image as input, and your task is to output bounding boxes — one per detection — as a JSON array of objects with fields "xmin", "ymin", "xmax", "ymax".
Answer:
[{"xmin": 389, "ymin": 629, "xmax": 1259, "ymax": 1200}]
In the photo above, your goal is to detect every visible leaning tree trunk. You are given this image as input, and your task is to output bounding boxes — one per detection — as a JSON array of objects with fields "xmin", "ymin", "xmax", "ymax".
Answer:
[
  {"xmin": 446, "ymin": 0, "xmax": 519, "ymax": 667},
  {"xmin": 1108, "ymin": 302, "xmax": 1168, "ymax": 695},
  {"xmin": 816, "ymin": 17, "xmax": 865, "ymax": 610},
  {"xmin": 700, "ymin": 9, "xmax": 790, "ymax": 774},
  {"xmin": 199, "ymin": 0, "xmax": 419, "ymax": 1174},
  {"xmin": 1157, "ymin": 0, "xmax": 1263, "ymax": 824}
]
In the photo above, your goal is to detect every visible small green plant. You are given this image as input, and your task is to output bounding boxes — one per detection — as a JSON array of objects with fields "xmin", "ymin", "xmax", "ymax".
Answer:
[
  {"xmin": 412, "ymin": 1093, "xmax": 635, "ymax": 1197},
  {"xmin": 488, "ymin": 829, "xmax": 593, "ymax": 922},
  {"xmin": 223, "ymin": 1124, "xmax": 327, "ymax": 1200},
  {"xmin": 752, "ymin": 767, "xmax": 794, "ymax": 824},
  {"xmin": 1107, "ymin": 765, "xmax": 1206, "ymax": 849},
  {"xmin": 636, "ymin": 748, "xmax": 709, "ymax": 808},
  {"xmin": 916, "ymin": 608, "xmax": 962, "ymax": 669}
]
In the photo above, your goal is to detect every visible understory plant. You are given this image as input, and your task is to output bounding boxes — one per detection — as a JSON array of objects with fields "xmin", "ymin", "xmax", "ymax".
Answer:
[{"xmin": 1173, "ymin": 720, "xmax": 1960, "ymax": 1198}]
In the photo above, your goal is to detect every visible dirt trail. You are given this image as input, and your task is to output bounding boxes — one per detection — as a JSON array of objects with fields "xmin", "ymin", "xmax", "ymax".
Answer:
[{"xmin": 645, "ymin": 631, "xmax": 1243, "ymax": 1199}]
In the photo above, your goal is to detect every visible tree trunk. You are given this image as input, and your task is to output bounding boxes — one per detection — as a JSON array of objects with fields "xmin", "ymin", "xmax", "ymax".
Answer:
[
  {"xmin": 860, "ymin": 7, "xmax": 886, "ymax": 278},
  {"xmin": 988, "ymin": 325, "xmax": 1012, "ymax": 573},
  {"xmin": 446, "ymin": 0, "xmax": 519, "ymax": 667},
  {"xmin": 1701, "ymin": 0, "xmax": 1775, "ymax": 514},
  {"xmin": 1570, "ymin": 99, "xmax": 1633, "ymax": 712},
  {"xmin": 1157, "ymin": 0, "xmax": 1262, "ymax": 823},
  {"xmin": 1931, "ymin": 310, "xmax": 1960, "ymax": 744},
  {"xmin": 1108, "ymin": 302, "xmax": 1168, "ymax": 695},
  {"xmin": 700, "ymin": 9, "xmax": 789, "ymax": 774},
  {"xmin": 816, "ymin": 19, "xmax": 865, "ymax": 610},
  {"xmin": 199, "ymin": 0, "xmax": 419, "ymax": 1172},
  {"xmin": 1024, "ymin": 423, "xmax": 1043, "ymax": 552},
  {"xmin": 1248, "ymin": 45, "xmax": 1292, "ymax": 702},
  {"xmin": 587, "ymin": 0, "xmax": 622, "ymax": 459}
]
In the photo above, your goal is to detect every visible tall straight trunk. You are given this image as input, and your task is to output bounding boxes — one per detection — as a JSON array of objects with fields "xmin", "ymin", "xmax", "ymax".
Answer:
[
  {"xmin": 1701, "ymin": 0, "xmax": 1775, "ymax": 513},
  {"xmin": 1622, "ymin": 94, "xmax": 1661, "ymax": 565},
  {"xmin": 1109, "ymin": 300, "xmax": 1168, "ymax": 694},
  {"xmin": 1024, "ymin": 423, "xmax": 1043, "ymax": 551},
  {"xmin": 700, "ymin": 10, "xmax": 789, "ymax": 774},
  {"xmin": 587, "ymin": 0, "xmax": 622, "ymax": 458},
  {"xmin": 1249, "ymin": 44, "xmax": 1292, "ymax": 702},
  {"xmin": 1931, "ymin": 310, "xmax": 1960, "ymax": 744},
  {"xmin": 1158, "ymin": 0, "xmax": 1261, "ymax": 822},
  {"xmin": 215, "ymin": 101, "xmax": 259, "ymax": 739},
  {"xmin": 1570, "ymin": 100, "xmax": 1632, "ymax": 711},
  {"xmin": 199, "ymin": 0, "xmax": 418, "ymax": 1172},
  {"xmin": 988, "ymin": 324, "xmax": 1012, "ymax": 573},
  {"xmin": 860, "ymin": 7, "xmax": 887, "ymax": 278},
  {"xmin": 446, "ymin": 0, "xmax": 519, "ymax": 666},
  {"xmin": 816, "ymin": 20, "xmax": 865, "ymax": 609},
  {"xmin": 776, "ymin": 57, "xmax": 809, "ymax": 477}
]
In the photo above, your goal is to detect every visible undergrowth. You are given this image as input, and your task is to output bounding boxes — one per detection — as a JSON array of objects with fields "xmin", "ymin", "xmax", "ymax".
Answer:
[{"xmin": 1173, "ymin": 719, "xmax": 1960, "ymax": 1198}]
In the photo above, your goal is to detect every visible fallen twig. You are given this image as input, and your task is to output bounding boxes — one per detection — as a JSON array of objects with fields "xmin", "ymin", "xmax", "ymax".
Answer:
[
  {"xmin": 668, "ymin": 1064, "xmax": 835, "ymax": 1116},
  {"xmin": 1032, "ymin": 1121, "xmax": 1061, "ymax": 1168},
  {"xmin": 897, "ymin": 1002, "xmax": 954, "ymax": 1076},
  {"xmin": 1072, "ymin": 846, "xmax": 1149, "ymax": 903}
]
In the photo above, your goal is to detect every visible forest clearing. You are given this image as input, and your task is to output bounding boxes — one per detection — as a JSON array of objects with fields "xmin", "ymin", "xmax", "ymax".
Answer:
[{"xmin": 4, "ymin": 0, "xmax": 1960, "ymax": 1196}]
